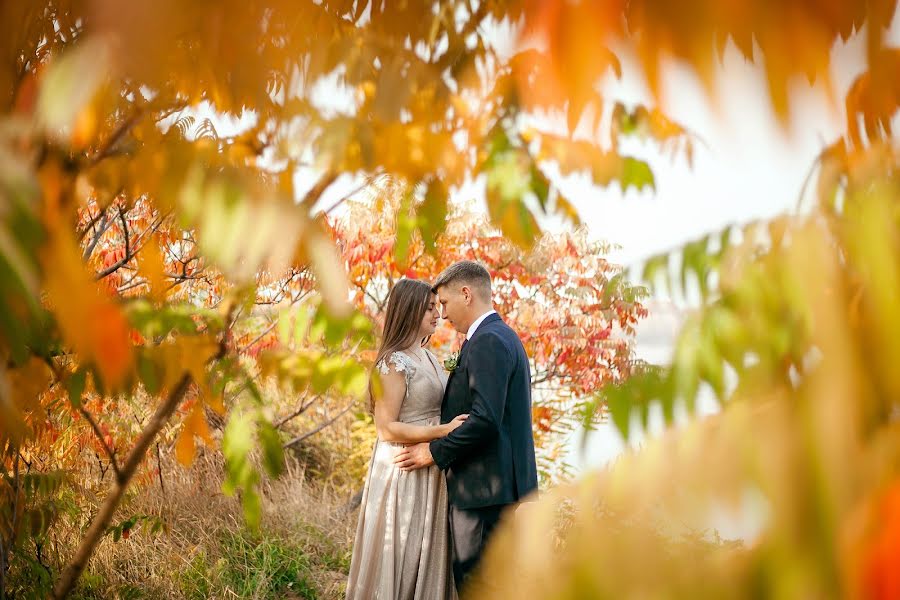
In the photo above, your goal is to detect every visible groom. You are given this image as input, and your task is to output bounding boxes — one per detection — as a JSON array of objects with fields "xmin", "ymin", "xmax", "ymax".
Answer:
[{"xmin": 394, "ymin": 260, "xmax": 538, "ymax": 591}]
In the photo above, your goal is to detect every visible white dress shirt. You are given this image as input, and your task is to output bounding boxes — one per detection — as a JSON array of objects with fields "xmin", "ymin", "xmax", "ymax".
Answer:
[{"xmin": 466, "ymin": 309, "xmax": 497, "ymax": 341}]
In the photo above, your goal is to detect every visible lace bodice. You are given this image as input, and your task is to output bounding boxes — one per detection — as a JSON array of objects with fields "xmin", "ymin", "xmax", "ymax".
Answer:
[{"xmin": 376, "ymin": 350, "xmax": 448, "ymax": 423}]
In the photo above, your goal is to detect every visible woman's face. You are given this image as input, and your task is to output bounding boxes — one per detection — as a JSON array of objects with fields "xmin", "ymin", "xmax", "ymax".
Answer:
[{"xmin": 417, "ymin": 293, "xmax": 439, "ymax": 339}]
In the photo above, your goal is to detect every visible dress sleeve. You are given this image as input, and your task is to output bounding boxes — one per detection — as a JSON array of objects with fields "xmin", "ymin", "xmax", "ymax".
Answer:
[{"xmin": 375, "ymin": 351, "xmax": 417, "ymax": 386}]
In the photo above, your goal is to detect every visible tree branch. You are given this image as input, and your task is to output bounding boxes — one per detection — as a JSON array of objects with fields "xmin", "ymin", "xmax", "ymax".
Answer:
[
  {"xmin": 238, "ymin": 321, "xmax": 278, "ymax": 355},
  {"xmin": 299, "ymin": 171, "xmax": 338, "ymax": 211},
  {"xmin": 82, "ymin": 208, "xmax": 113, "ymax": 261},
  {"xmin": 51, "ymin": 374, "xmax": 192, "ymax": 600},
  {"xmin": 282, "ymin": 404, "xmax": 353, "ymax": 449},
  {"xmin": 78, "ymin": 407, "xmax": 121, "ymax": 481},
  {"xmin": 95, "ymin": 214, "xmax": 166, "ymax": 280},
  {"xmin": 274, "ymin": 395, "xmax": 322, "ymax": 430},
  {"xmin": 90, "ymin": 111, "xmax": 143, "ymax": 166},
  {"xmin": 434, "ymin": 1, "xmax": 489, "ymax": 72},
  {"xmin": 117, "ymin": 206, "xmax": 131, "ymax": 264}
]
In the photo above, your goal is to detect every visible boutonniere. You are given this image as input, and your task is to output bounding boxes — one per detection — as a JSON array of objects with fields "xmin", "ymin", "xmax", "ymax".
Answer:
[{"xmin": 443, "ymin": 351, "xmax": 460, "ymax": 372}]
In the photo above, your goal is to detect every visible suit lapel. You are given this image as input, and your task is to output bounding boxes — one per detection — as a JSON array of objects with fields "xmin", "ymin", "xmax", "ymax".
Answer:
[
  {"xmin": 443, "ymin": 313, "xmax": 503, "ymax": 400},
  {"xmin": 458, "ymin": 313, "xmax": 501, "ymax": 366}
]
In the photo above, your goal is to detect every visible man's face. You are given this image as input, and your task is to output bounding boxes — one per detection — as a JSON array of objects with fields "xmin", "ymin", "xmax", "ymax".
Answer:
[{"xmin": 436, "ymin": 284, "xmax": 468, "ymax": 334}]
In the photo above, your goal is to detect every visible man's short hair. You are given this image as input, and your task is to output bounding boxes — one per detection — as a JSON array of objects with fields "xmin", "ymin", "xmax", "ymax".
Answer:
[{"xmin": 432, "ymin": 261, "xmax": 492, "ymax": 301}]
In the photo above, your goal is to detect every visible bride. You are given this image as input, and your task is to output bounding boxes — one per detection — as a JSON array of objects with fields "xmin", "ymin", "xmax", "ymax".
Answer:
[{"xmin": 346, "ymin": 278, "xmax": 465, "ymax": 599}]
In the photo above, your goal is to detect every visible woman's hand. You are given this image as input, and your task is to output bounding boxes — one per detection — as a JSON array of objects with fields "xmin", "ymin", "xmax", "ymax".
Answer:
[{"xmin": 443, "ymin": 413, "xmax": 469, "ymax": 436}]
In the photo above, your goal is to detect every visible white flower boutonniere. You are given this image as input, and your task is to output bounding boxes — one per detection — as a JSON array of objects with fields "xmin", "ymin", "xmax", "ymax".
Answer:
[{"xmin": 443, "ymin": 351, "xmax": 460, "ymax": 372}]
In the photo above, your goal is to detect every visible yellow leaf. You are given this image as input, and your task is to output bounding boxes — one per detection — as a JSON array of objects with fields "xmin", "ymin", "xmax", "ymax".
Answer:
[
  {"xmin": 176, "ymin": 402, "xmax": 213, "ymax": 467},
  {"xmin": 141, "ymin": 235, "xmax": 168, "ymax": 304},
  {"xmin": 7, "ymin": 357, "xmax": 52, "ymax": 413},
  {"xmin": 305, "ymin": 229, "xmax": 352, "ymax": 319},
  {"xmin": 207, "ymin": 391, "xmax": 227, "ymax": 416},
  {"xmin": 37, "ymin": 38, "xmax": 109, "ymax": 147},
  {"xmin": 153, "ymin": 335, "xmax": 218, "ymax": 395},
  {"xmin": 182, "ymin": 336, "xmax": 219, "ymax": 399}
]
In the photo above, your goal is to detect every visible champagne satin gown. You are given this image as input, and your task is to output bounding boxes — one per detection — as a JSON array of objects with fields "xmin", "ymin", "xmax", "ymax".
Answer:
[{"xmin": 346, "ymin": 350, "xmax": 457, "ymax": 600}]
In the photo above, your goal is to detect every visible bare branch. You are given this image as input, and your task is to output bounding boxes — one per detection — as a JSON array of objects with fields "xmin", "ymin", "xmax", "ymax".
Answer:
[
  {"xmin": 78, "ymin": 407, "xmax": 122, "ymax": 481},
  {"xmin": 321, "ymin": 179, "xmax": 371, "ymax": 217},
  {"xmin": 299, "ymin": 171, "xmax": 338, "ymax": 211},
  {"xmin": 90, "ymin": 111, "xmax": 143, "ymax": 165},
  {"xmin": 238, "ymin": 321, "xmax": 278, "ymax": 354},
  {"xmin": 274, "ymin": 394, "xmax": 322, "ymax": 429},
  {"xmin": 51, "ymin": 304, "xmax": 232, "ymax": 599},
  {"xmin": 82, "ymin": 209, "xmax": 114, "ymax": 261},
  {"xmin": 118, "ymin": 205, "xmax": 131, "ymax": 262},
  {"xmin": 95, "ymin": 214, "xmax": 167, "ymax": 280},
  {"xmin": 282, "ymin": 404, "xmax": 354, "ymax": 449},
  {"xmin": 51, "ymin": 374, "xmax": 193, "ymax": 600}
]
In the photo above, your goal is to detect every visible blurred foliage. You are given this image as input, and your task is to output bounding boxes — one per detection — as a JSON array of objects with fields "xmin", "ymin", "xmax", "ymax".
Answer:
[
  {"xmin": 2, "ymin": 0, "xmax": 899, "ymax": 597},
  {"xmin": 473, "ymin": 2, "xmax": 900, "ymax": 600},
  {"xmin": 2, "ymin": 0, "xmax": 663, "ymax": 587}
]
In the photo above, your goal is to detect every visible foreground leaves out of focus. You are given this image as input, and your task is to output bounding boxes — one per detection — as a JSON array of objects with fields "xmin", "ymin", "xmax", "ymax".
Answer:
[
  {"xmin": 472, "ymin": 3, "xmax": 900, "ymax": 599},
  {"xmin": 476, "ymin": 204, "xmax": 900, "ymax": 598},
  {"xmin": 2, "ymin": 0, "xmax": 900, "ymax": 598}
]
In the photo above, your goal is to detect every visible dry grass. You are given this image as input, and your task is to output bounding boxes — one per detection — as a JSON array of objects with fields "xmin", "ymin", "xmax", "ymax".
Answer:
[{"xmin": 60, "ymin": 450, "xmax": 359, "ymax": 599}]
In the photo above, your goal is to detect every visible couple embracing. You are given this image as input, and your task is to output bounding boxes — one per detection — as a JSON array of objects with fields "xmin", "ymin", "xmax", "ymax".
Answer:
[{"xmin": 346, "ymin": 261, "xmax": 538, "ymax": 599}]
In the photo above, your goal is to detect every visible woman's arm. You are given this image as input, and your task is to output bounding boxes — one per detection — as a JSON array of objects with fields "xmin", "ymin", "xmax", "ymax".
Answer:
[{"xmin": 374, "ymin": 365, "xmax": 466, "ymax": 444}]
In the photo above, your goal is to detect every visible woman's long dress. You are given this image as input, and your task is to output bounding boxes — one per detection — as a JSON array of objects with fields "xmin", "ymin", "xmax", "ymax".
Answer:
[{"xmin": 346, "ymin": 350, "xmax": 456, "ymax": 600}]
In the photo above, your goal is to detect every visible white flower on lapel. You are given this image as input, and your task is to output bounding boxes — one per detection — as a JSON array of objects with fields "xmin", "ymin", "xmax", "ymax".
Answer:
[{"xmin": 443, "ymin": 351, "xmax": 460, "ymax": 372}]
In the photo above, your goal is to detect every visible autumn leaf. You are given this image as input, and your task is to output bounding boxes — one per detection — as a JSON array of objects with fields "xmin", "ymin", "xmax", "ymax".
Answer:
[
  {"xmin": 141, "ymin": 234, "xmax": 169, "ymax": 304},
  {"xmin": 485, "ymin": 149, "xmax": 542, "ymax": 250},
  {"xmin": 41, "ymin": 204, "xmax": 133, "ymax": 389},
  {"xmin": 36, "ymin": 37, "xmax": 110, "ymax": 147},
  {"xmin": 304, "ymin": 227, "xmax": 352, "ymax": 319},
  {"xmin": 418, "ymin": 179, "xmax": 448, "ymax": 255},
  {"xmin": 175, "ymin": 402, "xmax": 212, "ymax": 467}
]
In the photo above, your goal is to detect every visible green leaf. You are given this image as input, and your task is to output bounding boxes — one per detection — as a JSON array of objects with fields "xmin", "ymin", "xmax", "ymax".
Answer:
[
  {"xmin": 222, "ymin": 411, "xmax": 255, "ymax": 496},
  {"xmin": 66, "ymin": 369, "xmax": 86, "ymax": 409},
  {"xmin": 419, "ymin": 179, "xmax": 448, "ymax": 254},
  {"xmin": 242, "ymin": 487, "xmax": 262, "ymax": 530},
  {"xmin": 137, "ymin": 352, "xmax": 161, "ymax": 396},
  {"xmin": 605, "ymin": 386, "xmax": 631, "ymax": 441},
  {"xmin": 257, "ymin": 417, "xmax": 285, "ymax": 478},
  {"xmin": 620, "ymin": 157, "xmax": 655, "ymax": 192},
  {"xmin": 530, "ymin": 165, "xmax": 551, "ymax": 213},
  {"xmin": 222, "ymin": 411, "xmax": 262, "ymax": 528},
  {"xmin": 673, "ymin": 319, "xmax": 702, "ymax": 413},
  {"xmin": 277, "ymin": 308, "xmax": 292, "ymax": 346},
  {"xmin": 312, "ymin": 355, "xmax": 345, "ymax": 393},
  {"xmin": 340, "ymin": 364, "xmax": 369, "ymax": 398},
  {"xmin": 394, "ymin": 188, "xmax": 417, "ymax": 267},
  {"xmin": 37, "ymin": 38, "xmax": 109, "ymax": 138},
  {"xmin": 485, "ymin": 150, "xmax": 542, "ymax": 250},
  {"xmin": 641, "ymin": 254, "xmax": 669, "ymax": 294},
  {"xmin": 292, "ymin": 305, "xmax": 312, "ymax": 348}
]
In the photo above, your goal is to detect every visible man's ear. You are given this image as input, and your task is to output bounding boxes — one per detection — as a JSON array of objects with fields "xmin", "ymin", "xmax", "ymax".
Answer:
[{"xmin": 460, "ymin": 285, "xmax": 472, "ymax": 305}]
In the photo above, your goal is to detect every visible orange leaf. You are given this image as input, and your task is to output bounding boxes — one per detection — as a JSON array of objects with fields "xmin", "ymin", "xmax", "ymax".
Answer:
[
  {"xmin": 176, "ymin": 403, "xmax": 212, "ymax": 467},
  {"xmin": 41, "ymin": 168, "xmax": 133, "ymax": 389},
  {"xmin": 141, "ymin": 235, "xmax": 169, "ymax": 304},
  {"xmin": 174, "ymin": 423, "xmax": 196, "ymax": 466}
]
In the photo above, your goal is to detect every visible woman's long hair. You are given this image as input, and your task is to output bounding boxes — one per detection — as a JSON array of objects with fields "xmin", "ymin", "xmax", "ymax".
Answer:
[{"xmin": 368, "ymin": 279, "xmax": 434, "ymax": 411}]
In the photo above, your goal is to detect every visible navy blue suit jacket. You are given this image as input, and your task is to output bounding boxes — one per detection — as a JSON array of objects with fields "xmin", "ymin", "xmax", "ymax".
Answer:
[{"xmin": 429, "ymin": 313, "xmax": 538, "ymax": 509}]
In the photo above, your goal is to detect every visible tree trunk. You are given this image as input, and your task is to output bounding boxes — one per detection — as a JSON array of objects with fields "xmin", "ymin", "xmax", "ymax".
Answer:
[{"xmin": 51, "ymin": 375, "xmax": 191, "ymax": 599}]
